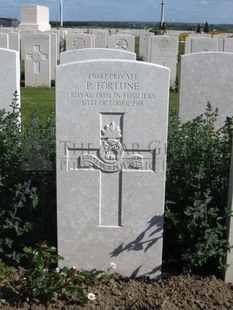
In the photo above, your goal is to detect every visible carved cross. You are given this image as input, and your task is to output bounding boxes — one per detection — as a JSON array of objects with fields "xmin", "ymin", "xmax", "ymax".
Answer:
[
  {"xmin": 26, "ymin": 45, "xmax": 47, "ymax": 74},
  {"xmin": 66, "ymin": 113, "xmax": 156, "ymax": 228}
]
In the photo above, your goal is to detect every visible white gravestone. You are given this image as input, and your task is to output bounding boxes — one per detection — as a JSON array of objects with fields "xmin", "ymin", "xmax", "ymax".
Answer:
[
  {"xmin": 0, "ymin": 33, "xmax": 9, "ymax": 49},
  {"xmin": 179, "ymin": 52, "xmax": 233, "ymax": 128},
  {"xmin": 92, "ymin": 31, "xmax": 108, "ymax": 48},
  {"xmin": 60, "ymin": 48, "xmax": 136, "ymax": 64},
  {"xmin": 147, "ymin": 36, "xmax": 178, "ymax": 87},
  {"xmin": 108, "ymin": 35, "xmax": 135, "ymax": 52},
  {"xmin": 9, "ymin": 32, "xmax": 20, "ymax": 52},
  {"xmin": 139, "ymin": 33, "xmax": 154, "ymax": 61},
  {"xmin": 0, "ymin": 48, "xmax": 20, "ymax": 112},
  {"xmin": 49, "ymin": 33, "xmax": 57, "ymax": 82},
  {"xmin": 66, "ymin": 34, "xmax": 92, "ymax": 51},
  {"xmin": 24, "ymin": 34, "xmax": 51, "ymax": 87},
  {"xmin": 223, "ymin": 38, "xmax": 233, "ymax": 53},
  {"xmin": 56, "ymin": 60, "xmax": 170, "ymax": 279},
  {"xmin": 20, "ymin": 31, "xmax": 36, "ymax": 60},
  {"xmin": 225, "ymin": 140, "xmax": 233, "ymax": 283},
  {"xmin": 185, "ymin": 37, "xmax": 218, "ymax": 54}
]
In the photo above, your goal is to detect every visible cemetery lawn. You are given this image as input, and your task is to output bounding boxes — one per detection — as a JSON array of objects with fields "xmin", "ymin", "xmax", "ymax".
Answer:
[
  {"xmin": 21, "ymin": 87, "xmax": 55, "ymax": 126},
  {"xmin": 2, "ymin": 272, "xmax": 233, "ymax": 309},
  {"xmin": 20, "ymin": 87, "xmax": 178, "ymax": 126}
]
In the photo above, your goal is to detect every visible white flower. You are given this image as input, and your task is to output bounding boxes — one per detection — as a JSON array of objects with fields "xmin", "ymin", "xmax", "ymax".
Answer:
[
  {"xmin": 55, "ymin": 267, "xmax": 60, "ymax": 273},
  {"xmin": 110, "ymin": 262, "xmax": 117, "ymax": 269},
  {"xmin": 87, "ymin": 293, "xmax": 96, "ymax": 301}
]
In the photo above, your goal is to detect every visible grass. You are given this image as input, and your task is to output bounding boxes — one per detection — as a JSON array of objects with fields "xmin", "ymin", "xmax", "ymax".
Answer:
[
  {"xmin": 21, "ymin": 86, "xmax": 178, "ymax": 126},
  {"xmin": 169, "ymin": 92, "xmax": 178, "ymax": 110},
  {"xmin": 21, "ymin": 87, "xmax": 55, "ymax": 126},
  {"xmin": 179, "ymin": 41, "xmax": 185, "ymax": 56}
]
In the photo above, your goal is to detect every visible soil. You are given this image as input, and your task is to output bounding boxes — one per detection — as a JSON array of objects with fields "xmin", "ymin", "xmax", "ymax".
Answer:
[{"xmin": 1, "ymin": 273, "xmax": 233, "ymax": 310}]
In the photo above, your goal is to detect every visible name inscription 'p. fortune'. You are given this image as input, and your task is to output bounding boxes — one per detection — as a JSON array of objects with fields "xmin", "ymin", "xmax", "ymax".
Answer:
[{"xmin": 67, "ymin": 114, "xmax": 155, "ymax": 227}]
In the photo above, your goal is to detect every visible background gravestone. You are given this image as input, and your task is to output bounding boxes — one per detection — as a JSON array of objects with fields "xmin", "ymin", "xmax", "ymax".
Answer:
[
  {"xmin": 91, "ymin": 31, "xmax": 108, "ymax": 48},
  {"xmin": 24, "ymin": 33, "xmax": 51, "ymax": 87},
  {"xmin": 0, "ymin": 48, "xmax": 20, "ymax": 112},
  {"xmin": 179, "ymin": 52, "xmax": 233, "ymax": 128},
  {"xmin": 60, "ymin": 48, "xmax": 136, "ymax": 64},
  {"xmin": 147, "ymin": 36, "xmax": 178, "ymax": 87},
  {"xmin": 56, "ymin": 59, "xmax": 170, "ymax": 279},
  {"xmin": 225, "ymin": 140, "xmax": 233, "ymax": 283},
  {"xmin": 223, "ymin": 38, "xmax": 233, "ymax": 52},
  {"xmin": 0, "ymin": 33, "xmax": 9, "ymax": 48},
  {"xmin": 108, "ymin": 34, "xmax": 135, "ymax": 52},
  {"xmin": 66, "ymin": 34, "xmax": 92, "ymax": 50},
  {"xmin": 185, "ymin": 37, "xmax": 218, "ymax": 54},
  {"xmin": 9, "ymin": 32, "xmax": 20, "ymax": 52},
  {"xmin": 139, "ymin": 32, "xmax": 154, "ymax": 61}
]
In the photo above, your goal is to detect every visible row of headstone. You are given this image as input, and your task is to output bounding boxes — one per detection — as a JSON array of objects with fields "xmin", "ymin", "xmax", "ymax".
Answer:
[
  {"xmin": 56, "ymin": 48, "xmax": 233, "ymax": 281},
  {"xmin": 20, "ymin": 31, "xmax": 179, "ymax": 87},
  {"xmin": 1, "ymin": 43, "xmax": 233, "ymax": 282}
]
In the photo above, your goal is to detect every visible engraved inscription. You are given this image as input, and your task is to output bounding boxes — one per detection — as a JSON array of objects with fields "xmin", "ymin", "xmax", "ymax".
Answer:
[
  {"xmin": 69, "ymin": 72, "xmax": 157, "ymax": 108},
  {"xmin": 80, "ymin": 121, "xmax": 143, "ymax": 172},
  {"xmin": 96, "ymin": 33, "xmax": 103, "ymax": 40},
  {"xmin": 159, "ymin": 38, "xmax": 169, "ymax": 51},
  {"xmin": 65, "ymin": 114, "xmax": 156, "ymax": 227},
  {"xmin": 115, "ymin": 38, "xmax": 128, "ymax": 50},
  {"xmin": 72, "ymin": 37, "xmax": 85, "ymax": 49}
]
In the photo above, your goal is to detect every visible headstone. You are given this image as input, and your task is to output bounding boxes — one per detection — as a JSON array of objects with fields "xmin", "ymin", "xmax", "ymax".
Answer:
[
  {"xmin": 0, "ymin": 48, "xmax": 20, "ymax": 112},
  {"xmin": 92, "ymin": 31, "xmax": 108, "ymax": 48},
  {"xmin": 223, "ymin": 38, "xmax": 233, "ymax": 52},
  {"xmin": 47, "ymin": 33, "xmax": 57, "ymax": 82},
  {"xmin": 108, "ymin": 35, "xmax": 135, "ymax": 52},
  {"xmin": 60, "ymin": 48, "xmax": 136, "ymax": 64},
  {"xmin": 225, "ymin": 140, "xmax": 233, "ymax": 283},
  {"xmin": 56, "ymin": 59, "xmax": 170, "ymax": 279},
  {"xmin": 0, "ymin": 33, "xmax": 9, "ymax": 48},
  {"xmin": 139, "ymin": 33, "xmax": 154, "ymax": 61},
  {"xmin": 20, "ymin": 30, "xmax": 36, "ymax": 60},
  {"xmin": 147, "ymin": 36, "xmax": 178, "ymax": 87},
  {"xmin": 185, "ymin": 37, "xmax": 218, "ymax": 54},
  {"xmin": 66, "ymin": 34, "xmax": 92, "ymax": 50},
  {"xmin": 9, "ymin": 32, "xmax": 20, "ymax": 52},
  {"xmin": 24, "ymin": 34, "xmax": 51, "ymax": 87},
  {"xmin": 19, "ymin": 5, "xmax": 51, "ymax": 31},
  {"xmin": 179, "ymin": 52, "xmax": 233, "ymax": 128}
]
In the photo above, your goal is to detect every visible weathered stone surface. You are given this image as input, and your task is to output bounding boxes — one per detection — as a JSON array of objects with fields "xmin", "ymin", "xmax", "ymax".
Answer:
[
  {"xmin": 24, "ymin": 33, "xmax": 51, "ymax": 87},
  {"xmin": 66, "ymin": 34, "xmax": 92, "ymax": 50},
  {"xmin": 60, "ymin": 48, "xmax": 136, "ymax": 64},
  {"xmin": 0, "ymin": 48, "xmax": 20, "ymax": 112},
  {"xmin": 108, "ymin": 35, "xmax": 135, "ymax": 52},
  {"xmin": 147, "ymin": 36, "xmax": 178, "ymax": 87},
  {"xmin": 179, "ymin": 52, "xmax": 233, "ymax": 128},
  {"xmin": 56, "ymin": 59, "xmax": 170, "ymax": 279}
]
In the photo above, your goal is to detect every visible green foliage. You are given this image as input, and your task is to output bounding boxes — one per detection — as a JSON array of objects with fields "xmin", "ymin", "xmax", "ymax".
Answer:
[
  {"xmin": 18, "ymin": 244, "xmax": 87, "ymax": 302},
  {"xmin": 196, "ymin": 23, "xmax": 201, "ymax": 33},
  {"xmin": 164, "ymin": 104, "xmax": 233, "ymax": 275},
  {"xmin": 135, "ymin": 36, "xmax": 143, "ymax": 61},
  {"xmin": 149, "ymin": 27, "xmax": 163, "ymax": 35},
  {"xmin": 204, "ymin": 21, "xmax": 209, "ymax": 33},
  {"xmin": 0, "ymin": 94, "xmax": 56, "ymax": 265}
]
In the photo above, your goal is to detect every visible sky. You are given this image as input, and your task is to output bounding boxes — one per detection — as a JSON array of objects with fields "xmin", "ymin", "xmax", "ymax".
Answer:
[{"xmin": 1, "ymin": 0, "xmax": 233, "ymax": 24}]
